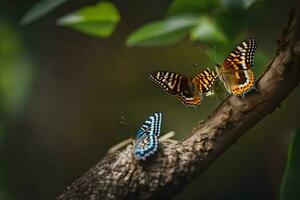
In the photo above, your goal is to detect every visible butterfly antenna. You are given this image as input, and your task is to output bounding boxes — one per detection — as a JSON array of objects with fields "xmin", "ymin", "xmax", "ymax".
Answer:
[
  {"xmin": 196, "ymin": 46, "xmax": 214, "ymax": 65},
  {"xmin": 120, "ymin": 115, "xmax": 129, "ymax": 130},
  {"xmin": 212, "ymin": 46, "xmax": 223, "ymax": 79},
  {"xmin": 213, "ymin": 45, "xmax": 218, "ymax": 65},
  {"xmin": 216, "ymin": 71, "xmax": 223, "ymax": 78}
]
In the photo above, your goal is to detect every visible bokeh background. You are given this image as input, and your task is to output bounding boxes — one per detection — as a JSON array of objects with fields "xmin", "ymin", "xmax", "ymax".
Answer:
[{"xmin": 0, "ymin": 0, "xmax": 299, "ymax": 199}]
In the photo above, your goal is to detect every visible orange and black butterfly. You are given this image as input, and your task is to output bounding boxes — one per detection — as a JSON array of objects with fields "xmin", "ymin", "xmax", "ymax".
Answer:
[
  {"xmin": 149, "ymin": 68, "xmax": 217, "ymax": 106},
  {"xmin": 216, "ymin": 38, "xmax": 258, "ymax": 96}
]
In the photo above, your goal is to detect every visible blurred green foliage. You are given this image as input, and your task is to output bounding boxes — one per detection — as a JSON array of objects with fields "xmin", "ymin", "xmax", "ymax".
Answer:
[
  {"xmin": 57, "ymin": 2, "xmax": 120, "ymax": 37},
  {"xmin": 127, "ymin": 15, "xmax": 199, "ymax": 46},
  {"xmin": 190, "ymin": 16, "xmax": 227, "ymax": 43},
  {"xmin": 0, "ymin": 19, "xmax": 33, "ymax": 200},
  {"xmin": 21, "ymin": 0, "xmax": 120, "ymax": 38},
  {"xmin": 21, "ymin": 0, "xmax": 261, "ymax": 43},
  {"xmin": 20, "ymin": 0, "xmax": 68, "ymax": 25},
  {"xmin": 0, "ymin": 21, "xmax": 33, "ymax": 114},
  {"xmin": 280, "ymin": 130, "xmax": 300, "ymax": 200},
  {"xmin": 127, "ymin": 0, "xmax": 261, "ymax": 46}
]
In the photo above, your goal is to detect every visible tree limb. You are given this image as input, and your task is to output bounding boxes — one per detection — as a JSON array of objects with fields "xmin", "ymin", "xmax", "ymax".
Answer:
[{"xmin": 56, "ymin": 4, "xmax": 300, "ymax": 200}]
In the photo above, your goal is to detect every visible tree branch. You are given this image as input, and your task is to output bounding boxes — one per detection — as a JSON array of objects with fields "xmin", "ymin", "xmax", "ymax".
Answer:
[{"xmin": 56, "ymin": 4, "xmax": 300, "ymax": 200}]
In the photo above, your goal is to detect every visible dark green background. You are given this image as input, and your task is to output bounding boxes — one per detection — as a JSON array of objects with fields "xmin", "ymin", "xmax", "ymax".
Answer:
[{"xmin": 0, "ymin": 0, "xmax": 299, "ymax": 199}]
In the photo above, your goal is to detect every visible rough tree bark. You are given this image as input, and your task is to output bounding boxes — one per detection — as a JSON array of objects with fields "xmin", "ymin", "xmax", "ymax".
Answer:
[{"xmin": 56, "ymin": 3, "xmax": 300, "ymax": 200}]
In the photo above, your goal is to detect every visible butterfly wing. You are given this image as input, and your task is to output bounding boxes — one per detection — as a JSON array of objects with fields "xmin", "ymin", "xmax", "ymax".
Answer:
[
  {"xmin": 149, "ymin": 71, "xmax": 202, "ymax": 106},
  {"xmin": 134, "ymin": 112, "xmax": 162, "ymax": 160},
  {"xmin": 178, "ymin": 93, "xmax": 202, "ymax": 106},
  {"xmin": 191, "ymin": 68, "xmax": 217, "ymax": 93},
  {"xmin": 222, "ymin": 38, "xmax": 258, "ymax": 71},
  {"xmin": 149, "ymin": 71, "xmax": 189, "ymax": 95},
  {"xmin": 218, "ymin": 38, "xmax": 258, "ymax": 95},
  {"xmin": 221, "ymin": 69, "xmax": 255, "ymax": 95}
]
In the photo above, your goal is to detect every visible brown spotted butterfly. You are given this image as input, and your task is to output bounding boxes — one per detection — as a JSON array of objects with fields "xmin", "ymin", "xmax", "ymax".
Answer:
[
  {"xmin": 149, "ymin": 68, "xmax": 217, "ymax": 106},
  {"xmin": 216, "ymin": 38, "xmax": 258, "ymax": 96}
]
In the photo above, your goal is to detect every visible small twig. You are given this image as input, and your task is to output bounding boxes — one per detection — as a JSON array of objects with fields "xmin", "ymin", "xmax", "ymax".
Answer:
[
  {"xmin": 107, "ymin": 131, "xmax": 175, "ymax": 154},
  {"xmin": 158, "ymin": 131, "xmax": 175, "ymax": 142},
  {"xmin": 107, "ymin": 138, "xmax": 134, "ymax": 154}
]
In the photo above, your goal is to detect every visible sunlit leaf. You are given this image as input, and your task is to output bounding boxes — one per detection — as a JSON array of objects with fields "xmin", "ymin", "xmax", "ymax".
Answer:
[
  {"xmin": 280, "ymin": 130, "xmax": 300, "ymax": 200},
  {"xmin": 167, "ymin": 0, "xmax": 219, "ymax": 16},
  {"xmin": 20, "ymin": 0, "xmax": 68, "ymax": 25},
  {"xmin": 57, "ymin": 1, "xmax": 120, "ymax": 37},
  {"xmin": 126, "ymin": 15, "xmax": 199, "ymax": 47},
  {"xmin": 190, "ymin": 16, "xmax": 227, "ymax": 43}
]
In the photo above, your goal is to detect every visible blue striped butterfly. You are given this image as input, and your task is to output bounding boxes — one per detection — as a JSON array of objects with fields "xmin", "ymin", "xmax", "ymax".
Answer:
[
  {"xmin": 149, "ymin": 68, "xmax": 218, "ymax": 106},
  {"xmin": 134, "ymin": 112, "xmax": 163, "ymax": 160},
  {"xmin": 216, "ymin": 38, "xmax": 258, "ymax": 96}
]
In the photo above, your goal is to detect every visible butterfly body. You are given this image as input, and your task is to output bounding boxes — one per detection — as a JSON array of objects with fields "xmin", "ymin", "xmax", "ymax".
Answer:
[
  {"xmin": 134, "ymin": 112, "xmax": 162, "ymax": 160},
  {"xmin": 217, "ymin": 38, "xmax": 258, "ymax": 96},
  {"xmin": 149, "ymin": 68, "xmax": 217, "ymax": 106}
]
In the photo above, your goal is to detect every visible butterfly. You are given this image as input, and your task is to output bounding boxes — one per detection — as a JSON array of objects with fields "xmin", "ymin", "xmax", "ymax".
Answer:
[
  {"xmin": 216, "ymin": 38, "xmax": 258, "ymax": 96},
  {"xmin": 134, "ymin": 112, "xmax": 162, "ymax": 160},
  {"xmin": 149, "ymin": 68, "xmax": 218, "ymax": 106}
]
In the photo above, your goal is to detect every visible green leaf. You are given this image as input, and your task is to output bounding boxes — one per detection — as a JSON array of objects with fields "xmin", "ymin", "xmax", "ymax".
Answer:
[
  {"xmin": 57, "ymin": 1, "xmax": 120, "ymax": 37},
  {"xmin": 126, "ymin": 15, "xmax": 199, "ymax": 47},
  {"xmin": 220, "ymin": 0, "xmax": 261, "ymax": 10},
  {"xmin": 20, "ymin": 0, "xmax": 68, "ymax": 25},
  {"xmin": 280, "ymin": 129, "xmax": 300, "ymax": 200},
  {"xmin": 190, "ymin": 16, "xmax": 227, "ymax": 43}
]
